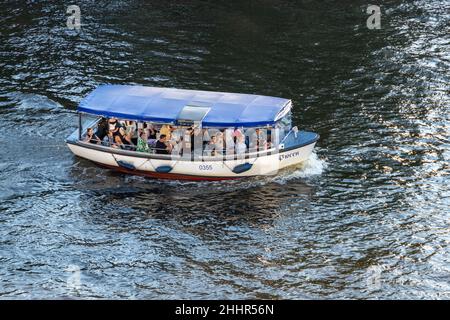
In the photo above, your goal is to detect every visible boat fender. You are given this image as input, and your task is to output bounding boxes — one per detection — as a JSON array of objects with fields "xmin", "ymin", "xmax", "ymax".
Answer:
[
  {"xmin": 155, "ymin": 165, "xmax": 173, "ymax": 173},
  {"xmin": 117, "ymin": 160, "xmax": 136, "ymax": 170},
  {"xmin": 232, "ymin": 163, "xmax": 253, "ymax": 174}
]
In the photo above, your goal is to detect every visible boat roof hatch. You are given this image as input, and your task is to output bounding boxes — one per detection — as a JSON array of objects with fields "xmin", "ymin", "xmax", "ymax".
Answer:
[{"xmin": 176, "ymin": 104, "xmax": 211, "ymax": 127}]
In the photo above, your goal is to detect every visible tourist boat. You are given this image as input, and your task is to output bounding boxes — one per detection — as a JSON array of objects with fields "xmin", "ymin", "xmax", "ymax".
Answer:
[{"xmin": 66, "ymin": 85, "xmax": 319, "ymax": 181}]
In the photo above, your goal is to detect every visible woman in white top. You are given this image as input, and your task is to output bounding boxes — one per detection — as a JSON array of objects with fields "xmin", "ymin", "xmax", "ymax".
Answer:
[{"xmin": 125, "ymin": 120, "xmax": 137, "ymax": 142}]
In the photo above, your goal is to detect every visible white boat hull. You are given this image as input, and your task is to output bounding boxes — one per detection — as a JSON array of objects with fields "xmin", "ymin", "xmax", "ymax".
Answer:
[{"xmin": 67, "ymin": 141, "xmax": 316, "ymax": 181}]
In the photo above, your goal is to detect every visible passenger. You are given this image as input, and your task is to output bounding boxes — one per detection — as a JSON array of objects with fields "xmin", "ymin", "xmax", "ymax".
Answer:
[
  {"xmin": 136, "ymin": 130, "xmax": 150, "ymax": 153},
  {"xmin": 147, "ymin": 123, "xmax": 157, "ymax": 140},
  {"xmin": 102, "ymin": 130, "xmax": 117, "ymax": 148},
  {"xmin": 191, "ymin": 127, "xmax": 203, "ymax": 156},
  {"xmin": 110, "ymin": 126, "xmax": 133, "ymax": 150},
  {"xmin": 119, "ymin": 119, "xmax": 126, "ymax": 127},
  {"xmin": 224, "ymin": 128, "xmax": 235, "ymax": 155},
  {"xmin": 84, "ymin": 127, "xmax": 101, "ymax": 144},
  {"xmin": 233, "ymin": 127, "xmax": 244, "ymax": 140},
  {"xmin": 266, "ymin": 138, "xmax": 272, "ymax": 150},
  {"xmin": 159, "ymin": 124, "xmax": 172, "ymax": 140},
  {"xmin": 249, "ymin": 128, "xmax": 266, "ymax": 152},
  {"xmin": 202, "ymin": 128, "xmax": 210, "ymax": 146},
  {"xmin": 204, "ymin": 135, "xmax": 217, "ymax": 156},
  {"xmin": 155, "ymin": 134, "xmax": 172, "ymax": 154},
  {"xmin": 184, "ymin": 127, "xmax": 193, "ymax": 151},
  {"xmin": 248, "ymin": 129, "xmax": 257, "ymax": 151},
  {"xmin": 235, "ymin": 135, "xmax": 247, "ymax": 155},
  {"xmin": 171, "ymin": 136, "xmax": 183, "ymax": 156},
  {"xmin": 125, "ymin": 120, "xmax": 137, "ymax": 144},
  {"xmin": 114, "ymin": 125, "xmax": 134, "ymax": 148},
  {"xmin": 171, "ymin": 128, "xmax": 182, "ymax": 144},
  {"xmin": 96, "ymin": 117, "xmax": 109, "ymax": 140},
  {"xmin": 114, "ymin": 134, "xmax": 126, "ymax": 149},
  {"xmin": 214, "ymin": 131, "xmax": 224, "ymax": 155},
  {"xmin": 108, "ymin": 118, "xmax": 120, "ymax": 134},
  {"xmin": 259, "ymin": 136, "xmax": 269, "ymax": 151}
]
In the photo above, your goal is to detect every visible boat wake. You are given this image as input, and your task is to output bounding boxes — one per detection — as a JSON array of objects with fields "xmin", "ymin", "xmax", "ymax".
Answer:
[{"xmin": 271, "ymin": 151, "xmax": 327, "ymax": 184}]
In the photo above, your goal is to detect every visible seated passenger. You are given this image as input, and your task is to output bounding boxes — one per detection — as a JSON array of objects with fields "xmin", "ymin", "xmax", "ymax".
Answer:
[
  {"xmin": 159, "ymin": 124, "xmax": 172, "ymax": 140},
  {"xmin": 108, "ymin": 118, "xmax": 120, "ymax": 134},
  {"xmin": 114, "ymin": 134, "xmax": 126, "ymax": 149},
  {"xmin": 202, "ymin": 128, "xmax": 210, "ymax": 146},
  {"xmin": 235, "ymin": 135, "xmax": 247, "ymax": 155},
  {"xmin": 260, "ymin": 138, "xmax": 269, "ymax": 151},
  {"xmin": 105, "ymin": 126, "xmax": 132, "ymax": 150},
  {"xmin": 102, "ymin": 130, "xmax": 117, "ymax": 148},
  {"xmin": 171, "ymin": 136, "xmax": 183, "ymax": 156},
  {"xmin": 214, "ymin": 131, "xmax": 224, "ymax": 155},
  {"xmin": 125, "ymin": 120, "xmax": 137, "ymax": 144},
  {"xmin": 155, "ymin": 134, "xmax": 172, "ymax": 154},
  {"xmin": 136, "ymin": 130, "xmax": 150, "ymax": 153},
  {"xmin": 191, "ymin": 127, "xmax": 203, "ymax": 156},
  {"xmin": 147, "ymin": 123, "xmax": 157, "ymax": 139},
  {"xmin": 233, "ymin": 127, "xmax": 244, "ymax": 140},
  {"xmin": 118, "ymin": 126, "xmax": 134, "ymax": 147},
  {"xmin": 96, "ymin": 117, "xmax": 109, "ymax": 140},
  {"xmin": 84, "ymin": 128, "xmax": 101, "ymax": 144},
  {"xmin": 249, "ymin": 128, "xmax": 267, "ymax": 152},
  {"xmin": 224, "ymin": 128, "xmax": 235, "ymax": 155},
  {"xmin": 266, "ymin": 138, "xmax": 272, "ymax": 149},
  {"xmin": 171, "ymin": 128, "xmax": 182, "ymax": 144},
  {"xmin": 204, "ymin": 135, "xmax": 217, "ymax": 156}
]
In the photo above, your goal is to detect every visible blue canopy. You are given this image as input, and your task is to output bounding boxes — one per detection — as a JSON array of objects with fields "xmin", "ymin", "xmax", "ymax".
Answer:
[{"xmin": 78, "ymin": 85, "xmax": 292, "ymax": 127}]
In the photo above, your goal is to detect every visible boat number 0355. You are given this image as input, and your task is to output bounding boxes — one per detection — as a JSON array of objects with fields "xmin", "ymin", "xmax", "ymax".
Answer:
[{"xmin": 199, "ymin": 164, "xmax": 213, "ymax": 171}]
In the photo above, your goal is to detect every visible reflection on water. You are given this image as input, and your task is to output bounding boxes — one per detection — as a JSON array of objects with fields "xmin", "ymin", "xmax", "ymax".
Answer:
[{"xmin": 0, "ymin": 0, "xmax": 449, "ymax": 299}]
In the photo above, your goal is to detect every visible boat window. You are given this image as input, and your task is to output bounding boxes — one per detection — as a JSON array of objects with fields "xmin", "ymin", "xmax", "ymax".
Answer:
[
  {"xmin": 276, "ymin": 112, "xmax": 292, "ymax": 141},
  {"xmin": 81, "ymin": 114, "xmax": 100, "ymax": 131},
  {"xmin": 73, "ymin": 114, "xmax": 101, "ymax": 141}
]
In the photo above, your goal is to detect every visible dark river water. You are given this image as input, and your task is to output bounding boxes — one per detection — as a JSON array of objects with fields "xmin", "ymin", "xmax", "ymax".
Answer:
[{"xmin": 0, "ymin": 0, "xmax": 449, "ymax": 299}]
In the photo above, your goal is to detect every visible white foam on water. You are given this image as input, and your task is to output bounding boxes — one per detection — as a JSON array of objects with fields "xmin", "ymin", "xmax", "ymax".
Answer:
[{"xmin": 271, "ymin": 152, "xmax": 327, "ymax": 184}]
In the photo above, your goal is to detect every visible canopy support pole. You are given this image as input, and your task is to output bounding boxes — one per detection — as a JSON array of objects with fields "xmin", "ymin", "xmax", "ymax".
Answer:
[{"xmin": 78, "ymin": 113, "xmax": 82, "ymax": 140}]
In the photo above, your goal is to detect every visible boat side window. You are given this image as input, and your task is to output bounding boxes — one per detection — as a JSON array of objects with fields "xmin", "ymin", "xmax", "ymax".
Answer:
[{"xmin": 78, "ymin": 114, "xmax": 102, "ymax": 141}]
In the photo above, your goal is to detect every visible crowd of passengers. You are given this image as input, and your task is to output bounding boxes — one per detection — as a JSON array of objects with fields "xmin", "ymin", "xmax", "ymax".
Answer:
[{"xmin": 84, "ymin": 117, "xmax": 273, "ymax": 156}]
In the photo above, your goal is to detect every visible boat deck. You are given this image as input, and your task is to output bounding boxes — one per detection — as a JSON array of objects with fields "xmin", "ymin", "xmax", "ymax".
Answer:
[{"xmin": 282, "ymin": 130, "xmax": 319, "ymax": 151}]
